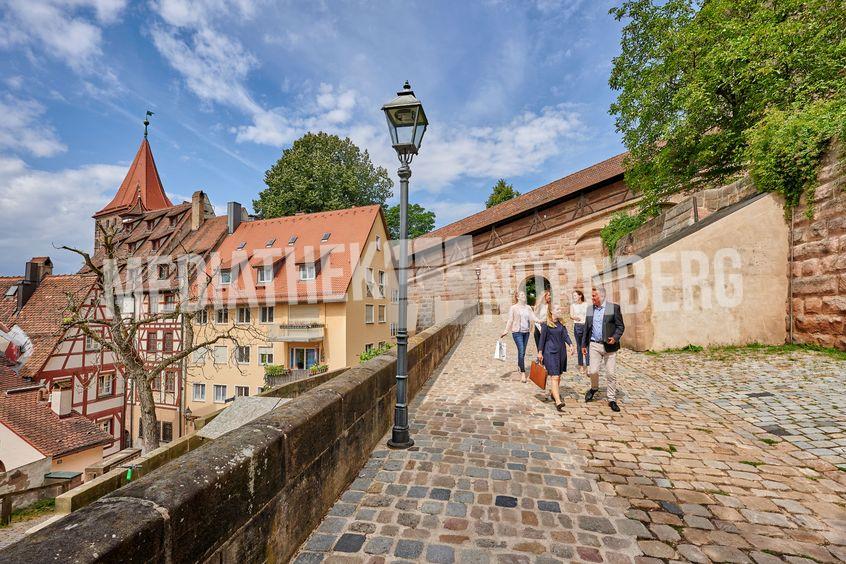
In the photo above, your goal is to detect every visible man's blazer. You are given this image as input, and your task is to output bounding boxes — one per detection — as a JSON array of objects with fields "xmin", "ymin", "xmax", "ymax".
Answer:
[{"xmin": 581, "ymin": 302, "xmax": 625, "ymax": 352}]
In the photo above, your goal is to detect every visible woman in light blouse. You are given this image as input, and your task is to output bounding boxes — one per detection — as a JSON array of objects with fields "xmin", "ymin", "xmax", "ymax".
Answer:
[
  {"xmin": 501, "ymin": 291, "xmax": 538, "ymax": 383},
  {"xmin": 570, "ymin": 289, "xmax": 588, "ymax": 376},
  {"xmin": 533, "ymin": 290, "xmax": 551, "ymax": 350}
]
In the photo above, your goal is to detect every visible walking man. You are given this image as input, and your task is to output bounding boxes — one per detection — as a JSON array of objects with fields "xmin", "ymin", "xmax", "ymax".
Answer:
[{"xmin": 580, "ymin": 286, "xmax": 625, "ymax": 412}]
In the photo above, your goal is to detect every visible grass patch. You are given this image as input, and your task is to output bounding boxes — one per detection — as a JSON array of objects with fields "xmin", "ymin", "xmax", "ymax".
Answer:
[
  {"xmin": 760, "ymin": 438, "xmax": 779, "ymax": 446},
  {"xmin": 693, "ymin": 427, "xmax": 713, "ymax": 434},
  {"xmin": 740, "ymin": 460, "xmax": 764, "ymax": 468},
  {"xmin": 651, "ymin": 444, "xmax": 678, "ymax": 454},
  {"xmin": 0, "ymin": 498, "xmax": 55, "ymax": 528},
  {"xmin": 647, "ymin": 342, "xmax": 846, "ymax": 361}
]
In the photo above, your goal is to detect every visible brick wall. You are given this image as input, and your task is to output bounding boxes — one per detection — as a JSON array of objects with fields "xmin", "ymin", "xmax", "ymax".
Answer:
[{"xmin": 790, "ymin": 146, "xmax": 846, "ymax": 350}]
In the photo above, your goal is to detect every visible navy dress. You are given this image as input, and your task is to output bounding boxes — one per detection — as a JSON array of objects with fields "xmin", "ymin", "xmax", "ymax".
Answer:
[{"xmin": 538, "ymin": 321, "xmax": 573, "ymax": 376}]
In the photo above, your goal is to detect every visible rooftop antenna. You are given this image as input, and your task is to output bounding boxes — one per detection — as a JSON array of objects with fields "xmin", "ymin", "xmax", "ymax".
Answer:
[{"xmin": 144, "ymin": 110, "xmax": 154, "ymax": 139}]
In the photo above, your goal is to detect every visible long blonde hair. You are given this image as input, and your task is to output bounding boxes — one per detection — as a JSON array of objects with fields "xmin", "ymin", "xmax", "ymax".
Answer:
[{"xmin": 546, "ymin": 305, "xmax": 560, "ymax": 328}]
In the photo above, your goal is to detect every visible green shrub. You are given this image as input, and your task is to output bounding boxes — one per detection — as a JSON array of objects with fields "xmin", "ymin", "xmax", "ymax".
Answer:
[
  {"xmin": 600, "ymin": 211, "xmax": 649, "ymax": 257},
  {"xmin": 359, "ymin": 342, "xmax": 393, "ymax": 363}
]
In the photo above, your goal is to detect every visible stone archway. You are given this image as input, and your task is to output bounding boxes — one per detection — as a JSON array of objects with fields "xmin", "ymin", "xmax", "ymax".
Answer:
[{"xmin": 519, "ymin": 275, "xmax": 551, "ymax": 307}]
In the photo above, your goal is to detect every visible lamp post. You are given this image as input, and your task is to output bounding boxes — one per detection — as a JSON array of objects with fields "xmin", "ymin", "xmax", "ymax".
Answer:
[{"xmin": 382, "ymin": 81, "xmax": 428, "ymax": 449}]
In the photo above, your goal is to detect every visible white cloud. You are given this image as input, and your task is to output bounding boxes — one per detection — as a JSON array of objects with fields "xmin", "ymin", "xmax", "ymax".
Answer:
[
  {"xmin": 0, "ymin": 95, "xmax": 67, "ymax": 157},
  {"xmin": 0, "ymin": 0, "xmax": 127, "ymax": 70},
  {"xmin": 0, "ymin": 155, "xmax": 126, "ymax": 275},
  {"xmin": 424, "ymin": 200, "xmax": 485, "ymax": 228}
]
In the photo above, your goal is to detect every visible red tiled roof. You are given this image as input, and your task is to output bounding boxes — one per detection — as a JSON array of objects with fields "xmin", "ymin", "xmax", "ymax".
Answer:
[
  {"xmin": 209, "ymin": 205, "xmax": 383, "ymax": 303},
  {"xmin": 10, "ymin": 275, "xmax": 96, "ymax": 378},
  {"xmin": 0, "ymin": 277, "xmax": 21, "ymax": 327},
  {"xmin": 0, "ymin": 382, "xmax": 112, "ymax": 457},
  {"xmin": 94, "ymin": 139, "xmax": 173, "ymax": 217},
  {"xmin": 424, "ymin": 152, "xmax": 628, "ymax": 240}
]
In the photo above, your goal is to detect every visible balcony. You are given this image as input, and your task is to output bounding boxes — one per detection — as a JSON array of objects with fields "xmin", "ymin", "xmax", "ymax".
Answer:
[{"xmin": 266, "ymin": 323, "xmax": 325, "ymax": 343}]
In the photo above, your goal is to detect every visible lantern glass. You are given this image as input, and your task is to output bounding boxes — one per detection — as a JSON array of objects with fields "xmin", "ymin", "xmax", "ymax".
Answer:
[{"xmin": 382, "ymin": 82, "xmax": 428, "ymax": 155}]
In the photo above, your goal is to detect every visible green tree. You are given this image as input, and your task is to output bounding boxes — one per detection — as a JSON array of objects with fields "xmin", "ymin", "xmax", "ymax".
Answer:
[
  {"xmin": 609, "ymin": 0, "xmax": 846, "ymax": 216},
  {"xmin": 384, "ymin": 203, "xmax": 436, "ymax": 239},
  {"xmin": 486, "ymin": 179, "xmax": 520, "ymax": 208},
  {"xmin": 254, "ymin": 132, "xmax": 393, "ymax": 218}
]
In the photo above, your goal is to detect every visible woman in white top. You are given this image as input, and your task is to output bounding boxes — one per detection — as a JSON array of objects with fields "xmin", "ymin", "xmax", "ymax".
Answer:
[
  {"xmin": 570, "ymin": 289, "xmax": 589, "ymax": 376},
  {"xmin": 500, "ymin": 291, "xmax": 538, "ymax": 383},
  {"xmin": 533, "ymin": 290, "xmax": 551, "ymax": 350}
]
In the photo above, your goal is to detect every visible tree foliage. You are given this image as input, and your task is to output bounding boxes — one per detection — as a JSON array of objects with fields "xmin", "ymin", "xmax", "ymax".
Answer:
[
  {"xmin": 609, "ymin": 0, "xmax": 846, "ymax": 216},
  {"xmin": 384, "ymin": 203, "xmax": 436, "ymax": 240},
  {"xmin": 254, "ymin": 132, "xmax": 394, "ymax": 218},
  {"xmin": 600, "ymin": 211, "xmax": 648, "ymax": 256},
  {"xmin": 486, "ymin": 179, "xmax": 520, "ymax": 208}
]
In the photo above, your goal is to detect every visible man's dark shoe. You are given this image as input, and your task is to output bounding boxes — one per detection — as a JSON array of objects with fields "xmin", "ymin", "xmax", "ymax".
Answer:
[
  {"xmin": 609, "ymin": 401, "xmax": 620, "ymax": 412},
  {"xmin": 585, "ymin": 388, "xmax": 598, "ymax": 402}
]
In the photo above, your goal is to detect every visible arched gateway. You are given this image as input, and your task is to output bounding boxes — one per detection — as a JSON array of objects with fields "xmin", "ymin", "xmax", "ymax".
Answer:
[{"xmin": 408, "ymin": 152, "xmax": 639, "ymax": 328}]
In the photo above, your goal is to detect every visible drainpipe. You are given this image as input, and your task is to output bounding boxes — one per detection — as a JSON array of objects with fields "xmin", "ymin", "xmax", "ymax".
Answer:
[{"xmin": 788, "ymin": 206, "xmax": 795, "ymax": 344}]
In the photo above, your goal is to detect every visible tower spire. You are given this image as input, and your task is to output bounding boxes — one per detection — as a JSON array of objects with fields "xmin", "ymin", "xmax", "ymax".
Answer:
[{"xmin": 144, "ymin": 110, "xmax": 154, "ymax": 139}]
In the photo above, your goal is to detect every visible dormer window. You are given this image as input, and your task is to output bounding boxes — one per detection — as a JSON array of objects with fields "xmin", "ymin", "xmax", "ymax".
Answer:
[
  {"xmin": 146, "ymin": 220, "xmax": 155, "ymax": 231},
  {"xmin": 321, "ymin": 232, "xmax": 331, "ymax": 242},
  {"xmin": 151, "ymin": 238, "xmax": 162, "ymax": 251},
  {"xmin": 157, "ymin": 265, "xmax": 169, "ymax": 280},
  {"xmin": 169, "ymin": 216, "xmax": 178, "ymax": 227},
  {"xmin": 237, "ymin": 242, "xmax": 246, "ymax": 250},
  {"xmin": 256, "ymin": 266, "xmax": 273, "ymax": 285},
  {"xmin": 288, "ymin": 235, "xmax": 298, "ymax": 246},
  {"xmin": 4, "ymin": 285, "xmax": 17, "ymax": 298},
  {"xmin": 220, "ymin": 269, "xmax": 232, "ymax": 284},
  {"xmin": 298, "ymin": 263, "xmax": 316, "ymax": 281},
  {"xmin": 265, "ymin": 238, "xmax": 276, "ymax": 247},
  {"xmin": 375, "ymin": 235, "xmax": 382, "ymax": 251}
]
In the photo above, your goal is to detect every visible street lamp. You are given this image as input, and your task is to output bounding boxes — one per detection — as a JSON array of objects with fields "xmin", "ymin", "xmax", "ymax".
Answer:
[{"xmin": 382, "ymin": 81, "xmax": 428, "ymax": 449}]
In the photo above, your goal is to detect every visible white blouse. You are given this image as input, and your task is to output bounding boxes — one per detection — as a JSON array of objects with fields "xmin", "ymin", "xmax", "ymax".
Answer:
[{"xmin": 570, "ymin": 302, "xmax": 588, "ymax": 324}]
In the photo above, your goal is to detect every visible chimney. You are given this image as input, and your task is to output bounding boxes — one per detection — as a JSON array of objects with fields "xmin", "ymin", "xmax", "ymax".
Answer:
[
  {"xmin": 227, "ymin": 202, "xmax": 243, "ymax": 234},
  {"xmin": 17, "ymin": 261, "xmax": 41, "ymax": 311},
  {"xmin": 50, "ymin": 382, "xmax": 73, "ymax": 417},
  {"xmin": 192, "ymin": 191, "xmax": 205, "ymax": 231},
  {"xmin": 32, "ymin": 257, "xmax": 52, "ymax": 279}
]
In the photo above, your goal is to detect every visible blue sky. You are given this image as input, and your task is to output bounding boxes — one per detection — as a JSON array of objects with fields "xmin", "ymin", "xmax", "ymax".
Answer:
[{"xmin": 0, "ymin": 0, "xmax": 626, "ymax": 275}]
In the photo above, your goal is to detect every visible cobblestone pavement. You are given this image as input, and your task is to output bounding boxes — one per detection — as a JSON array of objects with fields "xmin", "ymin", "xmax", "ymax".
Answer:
[
  {"xmin": 295, "ymin": 315, "xmax": 846, "ymax": 563},
  {"xmin": 0, "ymin": 514, "xmax": 55, "ymax": 550}
]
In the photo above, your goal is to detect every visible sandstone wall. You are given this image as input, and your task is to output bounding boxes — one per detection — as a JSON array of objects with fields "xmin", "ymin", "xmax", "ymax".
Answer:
[
  {"xmin": 790, "ymin": 147, "xmax": 846, "ymax": 350},
  {"xmin": 0, "ymin": 306, "xmax": 476, "ymax": 564}
]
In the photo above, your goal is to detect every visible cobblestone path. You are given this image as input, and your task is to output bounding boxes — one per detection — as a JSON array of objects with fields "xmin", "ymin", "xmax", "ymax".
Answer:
[{"xmin": 296, "ymin": 315, "xmax": 846, "ymax": 563}]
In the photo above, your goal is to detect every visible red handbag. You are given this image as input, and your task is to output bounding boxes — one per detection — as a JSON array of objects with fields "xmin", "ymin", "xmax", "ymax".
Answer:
[{"xmin": 529, "ymin": 361, "xmax": 548, "ymax": 390}]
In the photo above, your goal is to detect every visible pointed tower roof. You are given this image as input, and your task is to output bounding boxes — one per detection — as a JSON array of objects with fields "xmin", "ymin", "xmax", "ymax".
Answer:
[{"xmin": 94, "ymin": 139, "xmax": 173, "ymax": 218}]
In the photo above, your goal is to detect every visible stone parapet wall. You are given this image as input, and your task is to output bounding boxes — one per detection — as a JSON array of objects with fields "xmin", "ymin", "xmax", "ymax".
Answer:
[
  {"xmin": 790, "ymin": 147, "xmax": 846, "ymax": 350},
  {"xmin": 0, "ymin": 306, "xmax": 476, "ymax": 564}
]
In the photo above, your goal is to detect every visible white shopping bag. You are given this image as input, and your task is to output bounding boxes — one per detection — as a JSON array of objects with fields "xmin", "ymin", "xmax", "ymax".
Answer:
[{"xmin": 494, "ymin": 339, "xmax": 507, "ymax": 361}]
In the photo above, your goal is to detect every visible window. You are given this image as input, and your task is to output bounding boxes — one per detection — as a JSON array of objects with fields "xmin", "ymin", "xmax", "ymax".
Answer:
[
  {"xmin": 235, "ymin": 385, "xmax": 249, "ymax": 397},
  {"xmin": 258, "ymin": 346, "xmax": 274, "ymax": 365},
  {"xmin": 216, "ymin": 308, "xmax": 229, "ymax": 324},
  {"xmin": 378, "ymin": 271, "xmax": 385, "ymax": 297},
  {"xmin": 364, "ymin": 343, "xmax": 374, "ymax": 353},
  {"xmin": 151, "ymin": 374, "xmax": 161, "ymax": 391},
  {"xmin": 365, "ymin": 268, "xmax": 374, "ymax": 297},
  {"xmin": 290, "ymin": 347, "xmax": 318, "ymax": 370},
  {"xmin": 146, "ymin": 219, "xmax": 154, "ymax": 231},
  {"xmin": 162, "ymin": 331, "xmax": 174, "ymax": 353},
  {"xmin": 237, "ymin": 346, "xmax": 251, "ymax": 364},
  {"xmin": 375, "ymin": 235, "xmax": 382, "ymax": 251},
  {"xmin": 298, "ymin": 263, "xmax": 316, "ymax": 281},
  {"xmin": 98, "ymin": 374, "xmax": 113, "ymax": 396},
  {"xmin": 213, "ymin": 346, "xmax": 227, "ymax": 365},
  {"xmin": 193, "ymin": 383, "xmax": 206, "ymax": 401},
  {"xmin": 365, "ymin": 304, "xmax": 374, "ymax": 324},
  {"xmin": 260, "ymin": 306, "xmax": 274, "ymax": 323},
  {"xmin": 265, "ymin": 238, "xmax": 276, "ymax": 247},
  {"xmin": 163, "ymin": 294, "xmax": 176, "ymax": 312},
  {"xmin": 213, "ymin": 384, "xmax": 227, "ymax": 403},
  {"xmin": 237, "ymin": 307, "xmax": 251, "ymax": 324},
  {"xmin": 98, "ymin": 418, "xmax": 113, "ymax": 435},
  {"xmin": 121, "ymin": 296, "xmax": 135, "ymax": 316},
  {"xmin": 220, "ymin": 269, "xmax": 232, "ymax": 284},
  {"xmin": 321, "ymin": 232, "xmax": 331, "ymax": 242},
  {"xmin": 257, "ymin": 266, "xmax": 273, "ymax": 284},
  {"xmin": 390, "ymin": 323, "xmax": 397, "ymax": 337},
  {"xmin": 169, "ymin": 216, "xmax": 178, "ymax": 227},
  {"xmin": 161, "ymin": 422, "xmax": 173, "ymax": 443},
  {"xmin": 196, "ymin": 309, "xmax": 208, "ymax": 324},
  {"xmin": 236, "ymin": 241, "xmax": 246, "ymax": 250},
  {"xmin": 392, "ymin": 289, "xmax": 399, "ymax": 303},
  {"xmin": 157, "ymin": 264, "xmax": 169, "ymax": 279},
  {"xmin": 379, "ymin": 341, "xmax": 386, "ymax": 348},
  {"xmin": 128, "ymin": 242, "xmax": 137, "ymax": 254},
  {"xmin": 85, "ymin": 334, "xmax": 101, "ymax": 351},
  {"xmin": 164, "ymin": 371, "xmax": 176, "ymax": 393},
  {"xmin": 288, "ymin": 235, "xmax": 298, "ymax": 246},
  {"xmin": 151, "ymin": 238, "xmax": 162, "ymax": 251},
  {"xmin": 192, "ymin": 348, "xmax": 207, "ymax": 365},
  {"xmin": 4, "ymin": 285, "xmax": 17, "ymax": 298},
  {"xmin": 378, "ymin": 304, "xmax": 386, "ymax": 323},
  {"xmin": 147, "ymin": 331, "xmax": 158, "ymax": 352}
]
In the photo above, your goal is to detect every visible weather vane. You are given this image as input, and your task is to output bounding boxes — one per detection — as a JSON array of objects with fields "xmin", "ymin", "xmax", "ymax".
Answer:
[{"xmin": 143, "ymin": 110, "xmax": 154, "ymax": 139}]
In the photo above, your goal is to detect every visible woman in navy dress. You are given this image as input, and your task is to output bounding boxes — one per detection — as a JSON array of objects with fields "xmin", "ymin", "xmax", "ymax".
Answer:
[{"xmin": 537, "ymin": 304, "xmax": 574, "ymax": 411}]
